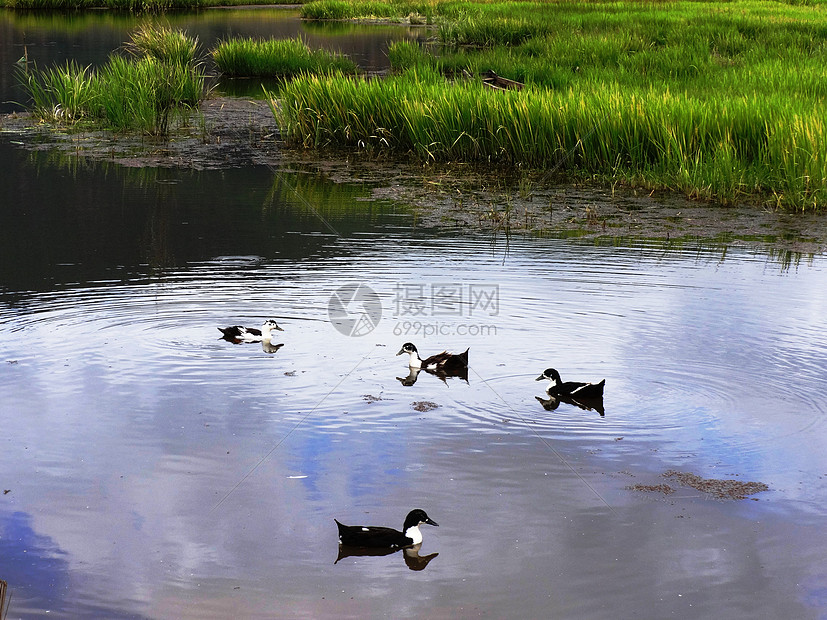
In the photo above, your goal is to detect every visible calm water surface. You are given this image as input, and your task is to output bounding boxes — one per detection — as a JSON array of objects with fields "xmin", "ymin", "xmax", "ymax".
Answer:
[{"xmin": 1, "ymin": 138, "xmax": 827, "ymax": 619}]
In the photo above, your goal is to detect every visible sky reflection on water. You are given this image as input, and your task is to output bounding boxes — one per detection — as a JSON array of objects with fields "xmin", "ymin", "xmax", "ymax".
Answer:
[{"xmin": 1, "ymin": 136, "xmax": 827, "ymax": 618}]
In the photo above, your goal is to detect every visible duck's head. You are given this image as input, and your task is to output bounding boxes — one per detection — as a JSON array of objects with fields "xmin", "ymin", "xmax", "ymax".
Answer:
[
  {"xmin": 403, "ymin": 508, "xmax": 439, "ymax": 530},
  {"xmin": 536, "ymin": 368, "xmax": 561, "ymax": 383},
  {"xmin": 401, "ymin": 508, "xmax": 438, "ymax": 545},
  {"xmin": 396, "ymin": 343, "xmax": 418, "ymax": 356},
  {"xmin": 261, "ymin": 319, "xmax": 284, "ymax": 333}
]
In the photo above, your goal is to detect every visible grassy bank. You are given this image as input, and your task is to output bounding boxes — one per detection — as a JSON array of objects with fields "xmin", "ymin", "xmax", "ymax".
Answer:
[
  {"xmin": 212, "ymin": 37, "xmax": 357, "ymax": 77},
  {"xmin": 273, "ymin": 67, "xmax": 826, "ymax": 209},
  {"xmin": 18, "ymin": 25, "xmax": 207, "ymax": 133},
  {"xmin": 278, "ymin": 0, "xmax": 827, "ymax": 209}
]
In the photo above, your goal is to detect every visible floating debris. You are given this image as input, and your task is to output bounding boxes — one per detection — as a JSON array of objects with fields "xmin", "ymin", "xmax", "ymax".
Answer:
[
  {"xmin": 412, "ymin": 401, "xmax": 439, "ymax": 412},
  {"xmin": 663, "ymin": 470, "xmax": 769, "ymax": 500},
  {"xmin": 626, "ymin": 483, "xmax": 675, "ymax": 495},
  {"xmin": 363, "ymin": 394, "xmax": 383, "ymax": 403}
]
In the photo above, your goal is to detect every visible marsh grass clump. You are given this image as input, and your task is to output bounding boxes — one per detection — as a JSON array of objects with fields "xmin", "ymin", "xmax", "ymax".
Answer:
[
  {"xmin": 301, "ymin": 0, "xmax": 441, "ymax": 21},
  {"xmin": 212, "ymin": 37, "xmax": 357, "ymax": 78},
  {"xmin": 18, "ymin": 25, "xmax": 207, "ymax": 135},
  {"xmin": 95, "ymin": 54, "xmax": 205, "ymax": 133},
  {"xmin": 126, "ymin": 23, "xmax": 200, "ymax": 67},
  {"xmin": 439, "ymin": 16, "xmax": 547, "ymax": 47},
  {"xmin": 16, "ymin": 60, "xmax": 97, "ymax": 123}
]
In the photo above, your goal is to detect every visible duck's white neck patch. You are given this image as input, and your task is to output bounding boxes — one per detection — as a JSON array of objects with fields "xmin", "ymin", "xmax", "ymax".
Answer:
[
  {"xmin": 546, "ymin": 377, "xmax": 559, "ymax": 390},
  {"xmin": 407, "ymin": 351, "xmax": 422, "ymax": 369},
  {"xmin": 404, "ymin": 524, "xmax": 423, "ymax": 545}
]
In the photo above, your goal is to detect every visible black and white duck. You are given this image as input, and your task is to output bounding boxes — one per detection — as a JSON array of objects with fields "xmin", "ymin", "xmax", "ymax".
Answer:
[
  {"xmin": 335, "ymin": 508, "xmax": 439, "ymax": 549},
  {"xmin": 397, "ymin": 342, "xmax": 469, "ymax": 373},
  {"xmin": 218, "ymin": 319, "xmax": 283, "ymax": 343},
  {"xmin": 536, "ymin": 367, "xmax": 605, "ymax": 399}
]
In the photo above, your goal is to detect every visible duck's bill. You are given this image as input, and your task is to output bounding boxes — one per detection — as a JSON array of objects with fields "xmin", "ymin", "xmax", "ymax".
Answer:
[
  {"xmin": 425, "ymin": 518, "xmax": 439, "ymax": 527},
  {"xmin": 396, "ymin": 348, "xmax": 406, "ymax": 356},
  {"xmin": 274, "ymin": 325, "xmax": 284, "ymax": 331},
  {"xmin": 535, "ymin": 374, "xmax": 546, "ymax": 381}
]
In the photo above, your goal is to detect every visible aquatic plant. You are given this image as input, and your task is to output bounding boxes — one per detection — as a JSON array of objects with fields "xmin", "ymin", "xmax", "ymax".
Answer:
[{"xmin": 212, "ymin": 37, "xmax": 357, "ymax": 78}]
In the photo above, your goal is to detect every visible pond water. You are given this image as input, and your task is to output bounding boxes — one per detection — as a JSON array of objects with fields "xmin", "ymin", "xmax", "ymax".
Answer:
[
  {"xmin": 1, "ymin": 137, "xmax": 827, "ymax": 619},
  {"xmin": 2, "ymin": 9, "xmax": 827, "ymax": 620}
]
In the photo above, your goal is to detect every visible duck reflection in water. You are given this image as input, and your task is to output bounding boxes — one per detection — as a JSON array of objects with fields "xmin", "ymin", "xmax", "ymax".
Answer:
[
  {"xmin": 396, "ymin": 365, "xmax": 469, "ymax": 386},
  {"xmin": 261, "ymin": 340, "xmax": 284, "ymax": 354},
  {"xmin": 535, "ymin": 394, "xmax": 605, "ymax": 416},
  {"xmin": 334, "ymin": 544, "xmax": 439, "ymax": 571}
]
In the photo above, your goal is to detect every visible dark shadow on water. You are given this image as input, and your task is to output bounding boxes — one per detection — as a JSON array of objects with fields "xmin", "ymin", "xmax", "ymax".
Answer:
[
  {"xmin": 335, "ymin": 543, "xmax": 439, "ymax": 571},
  {"xmin": 396, "ymin": 366, "xmax": 469, "ymax": 386},
  {"xmin": 535, "ymin": 394, "xmax": 605, "ymax": 416}
]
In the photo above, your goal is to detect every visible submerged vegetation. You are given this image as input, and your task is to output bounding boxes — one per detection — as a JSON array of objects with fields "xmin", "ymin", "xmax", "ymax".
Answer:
[
  {"xmin": 212, "ymin": 37, "xmax": 357, "ymax": 78},
  {"xmin": 18, "ymin": 26, "xmax": 207, "ymax": 134}
]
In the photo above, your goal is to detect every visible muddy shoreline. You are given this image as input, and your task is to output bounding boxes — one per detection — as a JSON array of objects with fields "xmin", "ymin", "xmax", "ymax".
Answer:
[{"xmin": 3, "ymin": 96, "xmax": 826, "ymax": 255}]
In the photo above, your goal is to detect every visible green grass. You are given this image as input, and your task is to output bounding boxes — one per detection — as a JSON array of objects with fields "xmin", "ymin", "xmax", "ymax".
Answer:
[
  {"xmin": 126, "ymin": 23, "xmax": 200, "ymax": 67},
  {"xmin": 301, "ymin": 0, "xmax": 443, "ymax": 21},
  {"xmin": 212, "ymin": 37, "xmax": 357, "ymax": 77},
  {"xmin": 272, "ymin": 68, "xmax": 827, "ymax": 209},
  {"xmin": 16, "ymin": 60, "xmax": 98, "ymax": 123}
]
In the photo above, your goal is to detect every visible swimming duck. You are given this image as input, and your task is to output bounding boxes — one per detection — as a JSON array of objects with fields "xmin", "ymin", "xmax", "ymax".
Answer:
[
  {"xmin": 335, "ymin": 508, "xmax": 438, "ymax": 549},
  {"xmin": 536, "ymin": 367, "xmax": 605, "ymax": 399},
  {"xmin": 397, "ymin": 343, "xmax": 469, "ymax": 373},
  {"xmin": 218, "ymin": 319, "xmax": 283, "ymax": 343}
]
